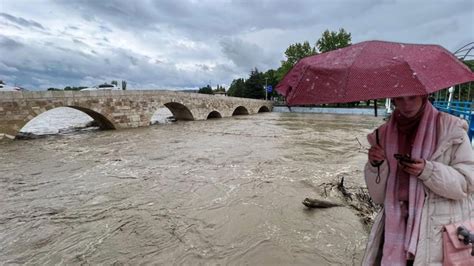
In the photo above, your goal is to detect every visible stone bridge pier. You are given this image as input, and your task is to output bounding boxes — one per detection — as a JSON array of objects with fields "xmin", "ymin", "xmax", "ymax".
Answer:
[{"xmin": 0, "ymin": 90, "xmax": 272, "ymax": 139}]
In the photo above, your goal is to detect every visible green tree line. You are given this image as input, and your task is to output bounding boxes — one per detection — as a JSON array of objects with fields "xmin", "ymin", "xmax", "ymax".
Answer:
[
  {"xmin": 225, "ymin": 29, "xmax": 473, "ymax": 104},
  {"xmin": 433, "ymin": 60, "xmax": 474, "ymax": 102},
  {"xmin": 198, "ymin": 84, "xmax": 226, "ymax": 94},
  {"xmin": 226, "ymin": 28, "xmax": 352, "ymax": 100}
]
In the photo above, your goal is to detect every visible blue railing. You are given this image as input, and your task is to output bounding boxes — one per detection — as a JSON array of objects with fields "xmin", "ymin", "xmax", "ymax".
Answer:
[{"xmin": 433, "ymin": 101, "xmax": 474, "ymax": 142}]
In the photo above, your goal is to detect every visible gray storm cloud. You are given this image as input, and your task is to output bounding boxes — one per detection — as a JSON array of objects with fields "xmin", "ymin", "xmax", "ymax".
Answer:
[
  {"xmin": 0, "ymin": 12, "xmax": 45, "ymax": 30},
  {"xmin": 0, "ymin": 0, "xmax": 472, "ymax": 90},
  {"xmin": 0, "ymin": 33, "xmax": 234, "ymax": 89},
  {"xmin": 220, "ymin": 37, "xmax": 271, "ymax": 71}
]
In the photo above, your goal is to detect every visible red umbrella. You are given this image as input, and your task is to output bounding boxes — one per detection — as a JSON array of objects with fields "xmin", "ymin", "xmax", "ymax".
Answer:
[{"xmin": 276, "ymin": 40, "xmax": 474, "ymax": 105}]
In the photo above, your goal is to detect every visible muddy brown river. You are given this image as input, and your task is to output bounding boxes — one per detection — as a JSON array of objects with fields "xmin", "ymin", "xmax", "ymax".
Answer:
[{"xmin": 0, "ymin": 112, "xmax": 383, "ymax": 265}]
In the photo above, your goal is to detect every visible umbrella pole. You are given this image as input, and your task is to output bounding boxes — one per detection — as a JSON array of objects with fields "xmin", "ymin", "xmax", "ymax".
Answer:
[{"xmin": 373, "ymin": 99, "xmax": 378, "ymax": 117}]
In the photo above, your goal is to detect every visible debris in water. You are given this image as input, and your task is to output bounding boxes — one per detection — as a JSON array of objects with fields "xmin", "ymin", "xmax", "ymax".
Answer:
[
  {"xmin": 302, "ymin": 198, "xmax": 343, "ymax": 208},
  {"xmin": 319, "ymin": 176, "xmax": 380, "ymax": 228}
]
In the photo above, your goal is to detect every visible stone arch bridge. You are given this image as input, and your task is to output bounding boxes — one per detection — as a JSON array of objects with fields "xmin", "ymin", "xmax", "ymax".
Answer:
[{"xmin": 0, "ymin": 90, "xmax": 272, "ymax": 139}]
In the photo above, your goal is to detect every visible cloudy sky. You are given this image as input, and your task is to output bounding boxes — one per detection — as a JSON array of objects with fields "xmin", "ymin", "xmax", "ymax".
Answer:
[{"xmin": 0, "ymin": 0, "xmax": 473, "ymax": 90}]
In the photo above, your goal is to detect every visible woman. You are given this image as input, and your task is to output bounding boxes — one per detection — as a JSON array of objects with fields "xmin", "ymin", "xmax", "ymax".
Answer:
[{"xmin": 362, "ymin": 95, "xmax": 474, "ymax": 265}]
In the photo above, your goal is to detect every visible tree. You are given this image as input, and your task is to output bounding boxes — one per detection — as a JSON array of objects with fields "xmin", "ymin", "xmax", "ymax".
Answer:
[
  {"xmin": 276, "ymin": 62, "xmax": 292, "ymax": 83},
  {"xmin": 244, "ymin": 68, "xmax": 265, "ymax": 99},
  {"xmin": 122, "ymin": 80, "xmax": 127, "ymax": 90},
  {"xmin": 284, "ymin": 41, "xmax": 316, "ymax": 66},
  {"xmin": 227, "ymin": 78, "xmax": 245, "ymax": 97},
  {"xmin": 224, "ymin": 29, "xmax": 354, "ymax": 101},
  {"xmin": 277, "ymin": 41, "xmax": 317, "ymax": 81},
  {"xmin": 458, "ymin": 60, "xmax": 474, "ymax": 101},
  {"xmin": 213, "ymin": 84, "xmax": 225, "ymax": 93},
  {"xmin": 198, "ymin": 84, "xmax": 213, "ymax": 94},
  {"xmin": 463, "ymin": 59, "xmax": 474, "ymax": 71},
  {"xmin": 315, "ymin": 28, "xmax": 352, "ymax": 53},
  {"xmin": 111, "ymin": 80, "xmax": 118, "ymax": 86}
]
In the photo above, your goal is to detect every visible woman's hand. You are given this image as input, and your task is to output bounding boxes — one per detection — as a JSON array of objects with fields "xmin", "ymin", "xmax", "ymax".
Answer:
[
  {"xmin": 368, "ymin": 144, "xmax": 385, "ymax": 165},
  {"xmin": 399, "ymin": 158, "xmax": 425, "ymax": 177}
]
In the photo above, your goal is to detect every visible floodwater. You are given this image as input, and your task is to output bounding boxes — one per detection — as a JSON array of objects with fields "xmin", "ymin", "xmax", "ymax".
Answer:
[{"xmin": 0, "ymin": 110, "xmax": 383, "ymax": 265}]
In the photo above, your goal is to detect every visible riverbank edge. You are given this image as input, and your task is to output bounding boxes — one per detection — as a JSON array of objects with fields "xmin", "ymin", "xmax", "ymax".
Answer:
[{"xmin": 273, "ymin": 106, "xmax": 388, "ymax": 116}]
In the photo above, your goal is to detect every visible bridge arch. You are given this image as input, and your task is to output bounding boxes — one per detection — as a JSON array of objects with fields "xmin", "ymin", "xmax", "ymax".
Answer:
[
  {"xmin": 232, "ymin": 106, "xmax": 249, "ymax": 116},
  {"xmin": 164, "ymin": 102, "xmax": 194, "ymax": 120},
  {"xmin": 69, "ymin": 106, "xmax": 116, "ymax": 130},
  {"xmin": 16, "ymin": 105, "xmax": 115, "ymax": 138},
  {"xmin": 258, "ymin": 106, "xmax": 270, "ymax": 113},
  {"xmin": 207, "ymin": 111, "xmax": 222, "ymax": 119}
]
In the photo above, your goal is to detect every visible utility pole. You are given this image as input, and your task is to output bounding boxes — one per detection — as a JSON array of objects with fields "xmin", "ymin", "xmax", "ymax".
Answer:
[{"xmin": 265, "ymin": 77, "xmax": 268, "ymax": 100}]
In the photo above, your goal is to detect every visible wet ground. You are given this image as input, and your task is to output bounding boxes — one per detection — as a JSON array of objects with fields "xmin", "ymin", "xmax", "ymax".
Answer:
[{"xmin": 0, "ymin": 112, "xmax": 383, "ymax": 265}]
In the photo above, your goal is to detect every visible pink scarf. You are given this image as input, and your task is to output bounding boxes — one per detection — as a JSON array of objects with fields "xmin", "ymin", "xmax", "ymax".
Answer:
[
  {"xmin": 393, "ymin": 98, "xmax": 427, "ymax": 202},
  {"xmin": 382, "ymin": 102, "xmax": 439, "ymax": 265}
]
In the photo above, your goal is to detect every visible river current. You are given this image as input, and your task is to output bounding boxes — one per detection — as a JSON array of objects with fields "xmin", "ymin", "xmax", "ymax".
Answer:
[{"xmin": 0, "ymin": 110, "xmax": 383, "ymax": 265}]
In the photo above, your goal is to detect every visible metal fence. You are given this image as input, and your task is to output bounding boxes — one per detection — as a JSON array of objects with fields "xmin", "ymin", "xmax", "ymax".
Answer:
[{"xmin": 434, "ymin": 100, "xmax": 474, "ymax": 141}]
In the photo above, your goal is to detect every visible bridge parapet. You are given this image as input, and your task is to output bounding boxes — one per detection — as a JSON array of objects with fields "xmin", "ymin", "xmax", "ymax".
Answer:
[{"xmin": 0, "ymin": 90, "xmax": 272, "ymax": 139}]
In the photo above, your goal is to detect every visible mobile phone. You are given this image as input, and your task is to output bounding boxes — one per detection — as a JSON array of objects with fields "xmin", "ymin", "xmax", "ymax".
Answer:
[{"xmin": 394, "ymin": 153, "xmax": 416, "ymax": 164}]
